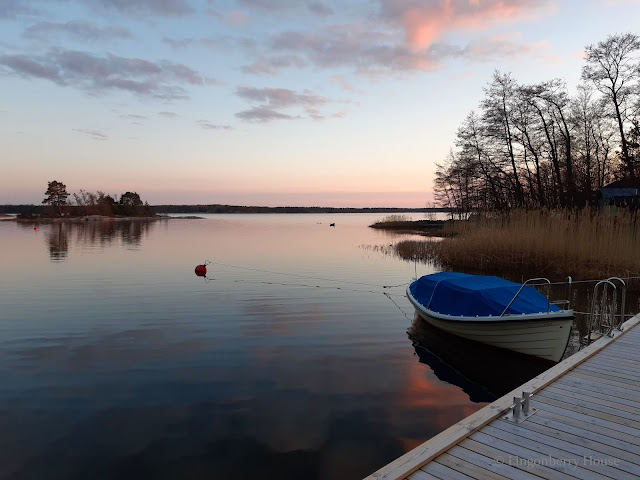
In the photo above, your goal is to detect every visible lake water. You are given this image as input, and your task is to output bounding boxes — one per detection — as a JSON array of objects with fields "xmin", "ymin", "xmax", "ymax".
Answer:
[{"xmin": 0, "ymin": 214, "xmax": 553, "ymax": 479}]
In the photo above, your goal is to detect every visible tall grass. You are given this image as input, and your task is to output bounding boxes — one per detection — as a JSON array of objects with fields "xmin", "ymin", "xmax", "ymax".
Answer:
[{"xmin": 396, "ymin": 209, "xmax": 640, "ymax": 279}]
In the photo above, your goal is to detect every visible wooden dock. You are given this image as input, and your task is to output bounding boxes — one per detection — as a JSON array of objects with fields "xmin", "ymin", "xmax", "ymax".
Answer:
[{"xmin": 366, "ymin": 314, "xmax": 640, "ymax": 480}]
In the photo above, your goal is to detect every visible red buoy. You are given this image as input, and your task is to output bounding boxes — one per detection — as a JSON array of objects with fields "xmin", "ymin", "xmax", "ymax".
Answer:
[
  {"xmin": 195, "ymin": 264, "xmax": 207, "ymax": 277},
  {"xmin": 34, "ymin": 227, "xmax": 38, "ymax": 231}
]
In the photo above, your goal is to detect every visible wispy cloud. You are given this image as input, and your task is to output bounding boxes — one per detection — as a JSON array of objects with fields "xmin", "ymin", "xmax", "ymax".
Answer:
[
  {"xmin": 235, "ymin": 107, "xmax": 297, "ymax": 123},
  {"xmin": 236, "ymin": 86, "xmax": 326, "ymax": 108},
  {"xmin": 380, "ymin": 0, "xmax": 555, "ymax": 49},
  {"xmin": 0, "ymin": 0, "xmax": 39, "ymax": 19},
  {"xmin": 233, "ymin": 0, "xmax": 555, "ymax": 77},
  {"xmin": 235, "ymin": 86, "xmax": 329, "ymax": 122},
  {"xmin": 24, "ymin": 21, "xmax": 132, "ymax": 43},
  {"xmin": 197, "ymin": 120, "xmax": 232, "ymax": 130},
  {"xmin": 330, "ymin": 74, "xmax": 357, "ymax": 92},
  {"xmin": 237, "ymin": 0, "xmax": 296, "ymax": 11},
  {"xmin": 0, "ymin": 49, "xmax": 215, "ymax": 100},
  {"xmin": 120, "ymin": 113, "xmax": 146, "ymax": 122},
  {"xmin": 162, "ymin": 35, "xmax": 255, "ymax": 55},
  {"xmin": 308, "ymin": 2, "xmax": 333, "ymax": 16},
  {"xmin": 92, "ymin": 0, "xmax": 194, "ymax": 17},
  {"xmin": 241, "ymin": 54, "xmax": 306, "ymax": 75},
  {"xmin": 158, "ymin": 111, "xmax": 178, "ymax": 118},
  {"xmin": 267, "ymin": 15, "xmax": 551, "ymax": 75},
  {"xmin": 73, "ymin": 128, "xmax": 108, "ymax": 140}
]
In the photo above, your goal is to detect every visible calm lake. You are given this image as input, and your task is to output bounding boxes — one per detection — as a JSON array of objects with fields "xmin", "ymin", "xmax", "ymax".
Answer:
[{"xmin": 0, "ymin": 214, "xmax": 569, "ymax": 479}]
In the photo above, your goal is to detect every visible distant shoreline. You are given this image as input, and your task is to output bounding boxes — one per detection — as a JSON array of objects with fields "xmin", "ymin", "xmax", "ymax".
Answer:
[{"xmin": 0, "ymin": 204, "xmax": 450, "ymax": 215}]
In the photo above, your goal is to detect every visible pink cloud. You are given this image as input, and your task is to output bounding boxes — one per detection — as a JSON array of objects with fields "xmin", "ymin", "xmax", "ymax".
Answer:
[{"xmin": 381, "ymin": 0, "xmax": 556, "ymax": 49}]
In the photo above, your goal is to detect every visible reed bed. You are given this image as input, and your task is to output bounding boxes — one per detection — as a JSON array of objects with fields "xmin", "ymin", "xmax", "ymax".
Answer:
[{"xmin": 396, "ymin": 209, "xmax": 640, "ymax": 279}]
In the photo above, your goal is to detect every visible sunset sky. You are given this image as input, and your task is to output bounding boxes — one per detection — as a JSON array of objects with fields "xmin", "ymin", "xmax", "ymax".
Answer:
[{"xmin": 2, "ymin": 0, "xmax": 640, "ymax": 207}]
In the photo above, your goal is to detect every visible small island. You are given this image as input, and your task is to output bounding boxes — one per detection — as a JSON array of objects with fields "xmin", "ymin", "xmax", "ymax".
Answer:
[
  {"xmin": 17, "ymin": 180, "xmax": 156, "ymax": 221},
  {"xmin": 369, "ymin": 215, "xmax": 450, "ymax": 236}
]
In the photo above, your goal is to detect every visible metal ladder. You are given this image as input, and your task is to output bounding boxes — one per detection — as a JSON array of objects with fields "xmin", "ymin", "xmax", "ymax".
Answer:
[{"xmin": 583, "ymin": 277, "xmax": 626, "ymax": 345}]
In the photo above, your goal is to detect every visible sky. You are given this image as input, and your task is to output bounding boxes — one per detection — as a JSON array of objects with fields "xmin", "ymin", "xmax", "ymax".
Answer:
[{"xmin": 2, "ymin": 0, "xmax": 640, "ymax": 207}]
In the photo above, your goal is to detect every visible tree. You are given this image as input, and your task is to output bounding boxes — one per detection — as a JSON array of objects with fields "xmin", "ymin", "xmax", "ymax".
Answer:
[
  {"xmin": 42, "ymin": 180, "xmax": 69, "ymax": 216},
  {"xmin": 582, "ymin": 32, "xmax": 640, "ymax": 179},
  {"xmin": 481, "ymin": 71, "xmax": 525, "ymax": 207},
  {"xmin": 118, "ymin": 191, "xmax": 143, "ymax": 216}
]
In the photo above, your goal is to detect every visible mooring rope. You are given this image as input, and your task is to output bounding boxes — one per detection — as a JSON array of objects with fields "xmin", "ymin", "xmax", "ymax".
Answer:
[{"xmin": 206, "ymin": 260, "xmax": 410, "ymax": 289}]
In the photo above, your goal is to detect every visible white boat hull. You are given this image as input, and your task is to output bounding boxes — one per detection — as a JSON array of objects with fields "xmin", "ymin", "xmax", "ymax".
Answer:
[{"xmin": 407, "ymin": 287, "xmax": 574, "ymax": 362}]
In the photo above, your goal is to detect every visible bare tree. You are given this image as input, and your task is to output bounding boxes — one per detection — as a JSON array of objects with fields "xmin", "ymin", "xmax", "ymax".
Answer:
[
  {"xmin": 582, "ymin": 33, "xmax": 640, "ymax": 178},
  {"xmin": 482, "ymin": 71, "xmax": 525, "ymax": 206}
]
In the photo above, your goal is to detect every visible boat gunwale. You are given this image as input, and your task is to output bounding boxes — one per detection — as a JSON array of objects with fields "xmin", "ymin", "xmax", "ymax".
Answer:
[{"xmin": 407, "ymin": 282, "xmax": 574, "ymax": 323}]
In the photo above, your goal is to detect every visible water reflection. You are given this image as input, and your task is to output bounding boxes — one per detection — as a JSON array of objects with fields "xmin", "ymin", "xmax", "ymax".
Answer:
[
  {"xmin": 18, "ymin": 220, "xmax": 160, "ymax": 261},
  {"xmin": 73, "ymin": 219, "xmax": 156, "ymax": 248},
  {"xmin": 408, "ymin": 316, "xmax": 550, "ymax": 401},
  {"xmin": 47, "ymin": 224, "xmax": 69, "ymax": 262}
]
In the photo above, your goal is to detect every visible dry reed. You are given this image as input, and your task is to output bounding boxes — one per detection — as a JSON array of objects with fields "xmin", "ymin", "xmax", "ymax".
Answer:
[{"xmin": 396, "ymin": 209, "xmax": 640, "ymax": 279}]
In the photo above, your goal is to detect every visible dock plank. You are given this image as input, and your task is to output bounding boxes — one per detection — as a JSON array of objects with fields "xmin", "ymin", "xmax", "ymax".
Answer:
[
  {"xmin": 543, "ymin": 384, "xmax": 640, "ymax": 413},
  {"xmin": 512, "ymin": 415, "xmax": 640, "ymax": 464},
  {"xmin": 534, "ymin": 389, "xmax": 640, "ymax": 420},
  {"xmin": 531, "ymin": 405, "xmax": 640, "ymax": 444},
  {"xmin": 564, "ymin": 370, "xmax": 640, "ymax": 393},
  {"xmin": 435, "ymin": 450, "xmax": 511, "ymax": 480},
  {"xmin": 591, "ymin": 352, "xmax": 640, "ymax": 366},
  {"xmin": 553, "ymin": 376, "xmax": 640, "ymax": 404},
  {"xmin": 530, "ymin": 396, "xmax": 640, "ymax": 431},
  {"xmin": 468, "ymin": 431, "xmax": 592, "ymax": 480},
  {"xmin": 488, "ymin": 421, "xmax": 640, "ymax": 477},
  {"xmin": 575, "ymin": 363, "xmax": 640, "ymax": 382},
  {"xmin": 458, "ymin": 439, "xmax": 551, "ymax": 480},
  {"xmin": 406, "ymin": 469, "xmax": 443, "ymax": 480},
  {"xmin": 418, "ymin": 460, "xmax": 477, "ymax": 480}
]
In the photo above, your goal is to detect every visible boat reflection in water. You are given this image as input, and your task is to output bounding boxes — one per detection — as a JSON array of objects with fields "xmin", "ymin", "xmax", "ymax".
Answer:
[{"xmin": 407, "ymin": 315, "xmax": 551, "ymax": 403}]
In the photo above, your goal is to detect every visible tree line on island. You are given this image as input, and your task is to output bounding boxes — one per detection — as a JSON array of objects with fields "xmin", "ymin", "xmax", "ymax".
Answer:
[
  {"xmin": 36, "ymin": 180, "xmax": 154, "ymax": 218},
  {"xmin": 435, "ymin": 32, "xmax": 640, "ymax": 213}
]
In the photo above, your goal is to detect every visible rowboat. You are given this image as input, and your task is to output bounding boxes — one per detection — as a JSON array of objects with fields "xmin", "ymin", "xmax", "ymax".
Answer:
[{"xmin": 406, "ymin": 272, "xmax": 574, "ymax": 362}]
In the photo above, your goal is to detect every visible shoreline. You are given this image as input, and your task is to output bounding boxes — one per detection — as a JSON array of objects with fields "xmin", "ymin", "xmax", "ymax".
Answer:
[
  {"xmin": 11, "ymin": 215, "xmax": 184, "ymax": 223},
  {"xmin": 369, "ymin": 219, "xmax": 449, "ymax": 236}
]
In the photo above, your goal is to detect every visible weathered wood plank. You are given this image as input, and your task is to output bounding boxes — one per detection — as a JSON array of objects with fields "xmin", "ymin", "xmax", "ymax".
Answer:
[
  {"xmin": 587, "ymin": 353, "xmax": 640, "ymax": 368},
  {"xmin": 590, "ymin": 347, "xmax": 640, "ymax": 360},
  {"xmin": 489, "ymin": 421, "xmax": 640, "ymax": 477},
  {"xmin": 576, "ymin": 362, "xmax": 640, "ymax": 381},
  {"xmin": 601, "ymin": 343, "xmax": 640, "ymax": 356},
  {"xmin": 503, "ymin": 417, "xmax": 640, "ymax": 467},
  {"xmin": 553, "ymin": 376, "xmax": 640, "ymax": 404},
  {"xmin": 459, "ymin": 439, "xmax": 553, "ymax": 480},
  {"xmin": 535, "ymin": 389, "xmax": 640, "ymax": 419},
  {"xmin": 435, "ymin": 450, "xmax": 511, "ymax": 480},
  {"xmin": 468, "ymin": 431, "xmax": 593, "ymax": 480},
  {"xmin": 406, "ymin": 468, "xmax": 443, "ymax": 480},
  {"xmin": 531, "ymin": 395, "xmax": 640, "ymax": 429},
  {"xmin": 534, "ymin": 409, "xmax": 640, "ymax": 448},
  {"xmin": 544, "ymin": 384, "xmax": 640, "ymax": 413},
  {"xmin": 529, "ymin": 399, "xmax": 640, "ymax": 437},
  {"xmin": 589, "ymin": 363, "xmax": 640, "ymax": 384},
  {"xmin": 567, "ymin": 370, "xmax": 640, "ymax": 393},
  {"xmin": 419, "ymin": 460, "xmax": 477, "ymax": 480},
  {"xmin": 592, "ymin": 352, "xmax": 640, "ymax": 366},
  {"xmin": 480, "ymin": 424, "xmax": 632, "ymax": 479}
]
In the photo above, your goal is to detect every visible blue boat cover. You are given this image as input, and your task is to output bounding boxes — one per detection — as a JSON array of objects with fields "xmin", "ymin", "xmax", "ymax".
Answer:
[{"xmin": 409, "ymin": 272, "xmax": 561, "ymax": 317}]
